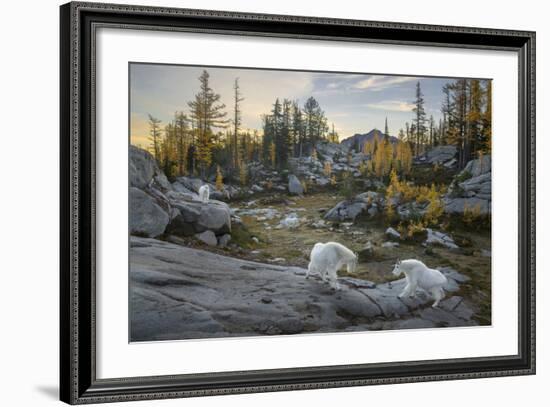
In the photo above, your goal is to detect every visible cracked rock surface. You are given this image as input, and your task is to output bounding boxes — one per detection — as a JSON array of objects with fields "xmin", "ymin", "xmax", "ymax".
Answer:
[{"xmin": 130, "ymin": 237, "xmax": 478, "ymax": 342}]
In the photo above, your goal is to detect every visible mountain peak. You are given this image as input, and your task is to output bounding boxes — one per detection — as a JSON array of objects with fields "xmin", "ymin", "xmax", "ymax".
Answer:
[{"xmin": 340, "ymin": 129, "xmax": 399, "ymax": 151}]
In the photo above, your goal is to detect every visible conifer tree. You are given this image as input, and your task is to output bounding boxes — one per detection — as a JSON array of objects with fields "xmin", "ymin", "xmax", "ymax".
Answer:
[
  {"xmin": 428, "ymin": 115, "xmax": 435, "ymax": 148},
  {"xmin": 232, "ymin": 78, "xmax": 244, "ymax": 168},
  {"xmin": 412, "ymin": 81, "xmax": 427, "ymax": 156},
  {"xmin": 328, "ymin": 123, "xmax": 339, "ymax": 143},
  {"xmin": 215, "ymin": 165, "xmax": 224, "ymax": 191},
  {"xmin": 147, "ymin": 114, "xmax": 162, "ymax": 163},
  {"xmin": 467, "ymin": 79, "xmax": 483, "ymax": 156},
  {"xmin": 187, "ymin": 70, "xmax": 228, "ymax": 176},
  {"xmin": 269, "ymin": 141, "xmax": 276, "ymax": 168},
  {"xmin": 174, "ymin": 111, "xmax": 189, "ymax": 176},
  {"xmin": 292, "ymin": 101, "xmax": 305, "ymax": 157}
]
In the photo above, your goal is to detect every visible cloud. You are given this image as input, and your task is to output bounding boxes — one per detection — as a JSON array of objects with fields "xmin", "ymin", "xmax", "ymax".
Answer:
[
  {"xmin": 365, "ymin": 100, "xmax": 415, "ymax": 112},
  {"xmin": 354, "ymin": 76, "xmax": 417, "ymax": 91}
]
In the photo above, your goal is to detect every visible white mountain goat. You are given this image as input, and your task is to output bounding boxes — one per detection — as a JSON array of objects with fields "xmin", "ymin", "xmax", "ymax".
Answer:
[
  {"xmin": 198, "ymin": 184, "xmax": 210, "ymax": 203},
  {"xmin": 306, "ymin": 242, "xmax": 358, "ymax": 290},
  {"xmin": 391, "ymin": 259, "xmax": 448, "ymax": 307}
]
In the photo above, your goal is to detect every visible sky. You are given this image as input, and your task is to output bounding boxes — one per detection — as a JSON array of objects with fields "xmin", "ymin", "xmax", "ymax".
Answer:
[{"xmin": 130, "ymin": 63, "xmax": 458, "ymax": 147}]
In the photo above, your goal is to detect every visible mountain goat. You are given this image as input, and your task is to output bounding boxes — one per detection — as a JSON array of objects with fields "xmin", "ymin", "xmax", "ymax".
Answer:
[
  {"xmin": 198, "ymin": 184, "xmax": 210, "ymax": 203},
  {"xmin": 391, "ymin": 259, "xmax": 447, "ymax": 307},
  {"xmin": 306, "ymin": 242, "xmax": 358, "ymax": 290}
]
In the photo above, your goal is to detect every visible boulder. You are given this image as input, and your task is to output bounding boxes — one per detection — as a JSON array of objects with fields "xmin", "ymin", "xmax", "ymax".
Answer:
[
  {"xmin": 444, "ymin": 155, "xmax": 491, "ymax": 216},
  {"xmin": 129, "ymin": 145, "xmax": 172, "ymax": 191},
  {"xmin": 356, "ymin": 191, "xmax": 379, "ymax": 202},
  {"xmin": 315, "ymin": 177, "xmax": 330, "ymax": 186},
  {"xmin": 462, "ymin": 154, "xmax": 491, "ymax": 177},
  {"xmin": 171, "ymin": 181, "xmax": 196, "ymax": 195},
  {"xmin": 288, "ymin": 174, "xmax": 304, "ymax": 195},
  {"xmin": 444, "ymin": 197, "xmax": 490, "ymax": 215},
  {"xmin": 385, "ymin": 227, "xmax": 401, "ymax": 241},
  {"xmin": 175, "ymin": 176, "xmax": 204, "ymax": 193},
  {"xmin": 324, "ymin": 200, "xmax": 367, "ymax": 222},
  {"xmin": 459, "ymin": 172, "xmax": 491, "ymax": 193},
  {"xmin": 166, "ymin": 198, "xmax": 231, "ymax": 236},
  {"xmin": 195, "ymin": 200, "xmax": 232, "ymax": 234},
  {"xmin": 129, "ymin": 146, "xmax": 157, "ymax": 189},
  {"xmin": 315, "ymin": 141, "xmax": 350, "ymax": 160},
  {"xmin": 129, "ymin": 187, "xmax": 170, "ymax": 237},
  {"xmin": 424, "ymin": 228, "xmax": 459, "ymax": 250},
  {"xmin": 171, "ymin": 201, "xmax": 201, "ymax": 223},
  {"xmin": 424, "ymin": 145, "xmax": 457, "ymax": 164},
  {"xmin": 195, "ymin": 230, "xmax": 218, "ymax": 246}
]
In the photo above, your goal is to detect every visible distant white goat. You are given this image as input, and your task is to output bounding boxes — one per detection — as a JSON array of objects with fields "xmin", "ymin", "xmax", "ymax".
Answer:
[
  {"xmin": 306, "ymin": 242, "xmax": 358, "ymax": 290},
  {"xmin": 391, "ymin": 259, "xmax": 447, "ymax": 307},
  {"xmin": 198, "ymin": 184, "xmax": 210, "ymax": 203}
]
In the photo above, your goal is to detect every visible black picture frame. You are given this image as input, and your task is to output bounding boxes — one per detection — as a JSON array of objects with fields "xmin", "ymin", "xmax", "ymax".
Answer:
[{"xmin": 60, "ymin": 1, "xmax": 536, "ymax": 404}]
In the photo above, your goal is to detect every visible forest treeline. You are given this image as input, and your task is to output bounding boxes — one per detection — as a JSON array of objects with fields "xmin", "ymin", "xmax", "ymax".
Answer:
[
  {"xmin": 404, "ymin": 80, "xmax": 492, "ymax": 168},
  {"xmin": 142, "ymin": 69, "xmax": 492, "ymax": 182}
]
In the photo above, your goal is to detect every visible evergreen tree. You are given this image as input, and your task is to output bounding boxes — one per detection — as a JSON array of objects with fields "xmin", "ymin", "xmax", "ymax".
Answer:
[
  {"xmin": 161, "ymin": 122, "xmax": 176, "ymax": 178},
  {"xmin": 279, "ymin": 99, "xmax": 292, "ymax": 167},
  {"xmin": 147, "ymin": 114, "xmax": 162, "ymax": 163},
  {"xmin": 292, "ymin": 101, "xmax": 305, "ymax": 157},
  {"xmin": 187, "ymin": 70, "xmax": 228, "ymax": 176},
  {"xmin": 215, "ymin": 165, "xmax": 224, "ymax": 191},
  {"xmin": 262, "ymin": 114, "xmax": 274, "ymax": 164},
  {"xmin": 303, "ymin": 97, "xmax": 327, "ymax": 152},
  {"xmin": 467, "ymin": 79, "xmax": 483, "ymax": 157},
  {"xmin": 174, "ymin": 111, "xmax": 189, "ymax": 176},
  {"xmin": 328, "ymin": 123, "xmax": 339, "ymax": 143},
  {"xmin": 428, "ymin": 115, "xmax": 435, "ymax": 148},
  {"xmin": 412, "ymin": 81, "xmax": 427, "ymax": 156},
  {"xmin": 232, "ymin": 78, "xmax": 244, "ymax": 168}
]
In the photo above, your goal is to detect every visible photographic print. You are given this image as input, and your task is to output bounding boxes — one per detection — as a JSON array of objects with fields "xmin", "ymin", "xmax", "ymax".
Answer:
[{"xmin": 129, "ymin": 63, "xmax": 492, "ymax": 342}]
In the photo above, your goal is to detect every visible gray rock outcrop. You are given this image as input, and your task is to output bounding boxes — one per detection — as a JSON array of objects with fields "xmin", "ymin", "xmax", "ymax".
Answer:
[
  {"xmin": 324, "ymin": 200, "xmax": 367, "ymax": 222},
  {"xmin": 195, "ymin": 230, "xmax": 218, "ymax": 246},
  {"xmin": 129, "ymin": 187, "xmax": 170, "ymax": 238},
  {"xmin": 324, "ymin": 191, "xmax": 382, "ymax": 222},
  {"xmin": 288, "ymin": 174, "xmax": 304, "ymax": 195},
  {"xmin": 129, "ymin": 146, "xmax": 232, "ymax": 240},
  {"xmin": 424, "ymin": 145, "xmax": 457, "ymax": 164},
  {"xmin": 424, "ymin": 228, "xmax": 459, "ymax": 250},
  {"xmin": 130, "ymin": 237, "xmax": 479, "ymax": 341},
  {"xmin": 444, "ymin": 155, "xmax": 491, "ymax": 215}
]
